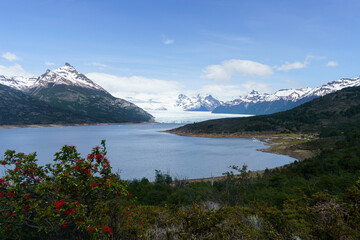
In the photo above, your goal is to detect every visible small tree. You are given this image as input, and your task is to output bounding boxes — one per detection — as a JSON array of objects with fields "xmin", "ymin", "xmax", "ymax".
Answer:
[
  {"xmin": 154, "ymin": 170, "xmax": 172, "ymax": 185},
  {"xmin": 0, "ymin": 140, "xmax": 136, "ymax": 239}
]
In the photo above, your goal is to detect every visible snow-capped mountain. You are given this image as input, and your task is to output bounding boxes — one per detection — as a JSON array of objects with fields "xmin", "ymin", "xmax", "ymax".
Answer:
[
  {"xmin": 213, "ymin": 76, "xmax": 360, "ymax": 115},
  {"xmin": 0, "ymin": 63, "xmax": 106, "ymax": 93},
  {"xmin": 31, "ymin": 63, "xmax": 106, "ymax": 92},
  {"xmin": 0, "ymin": 63, "xmax": 154, "ymax": 124},
  {"xmin": 176, "ymin": 94, "xmax": 223, "ymax": 111},
  {"xmin": 0, "ymin": 75, "xmax": 37, "ymax": 91}
]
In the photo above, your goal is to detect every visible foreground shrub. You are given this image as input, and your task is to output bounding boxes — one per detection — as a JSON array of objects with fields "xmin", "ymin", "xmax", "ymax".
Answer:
[{"xmin": 0, "ymin": 140, "xmax": 141, "ymax": 239}]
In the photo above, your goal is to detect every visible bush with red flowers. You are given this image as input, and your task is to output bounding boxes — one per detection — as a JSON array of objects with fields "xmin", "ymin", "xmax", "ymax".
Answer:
[{"xmin": 0, "ymin": 140, "xmax": 138, "ymax": 239}]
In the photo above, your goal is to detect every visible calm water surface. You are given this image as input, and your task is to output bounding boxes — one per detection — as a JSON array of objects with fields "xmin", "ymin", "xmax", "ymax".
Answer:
[{"xmin": 0, "ymin": 123, "xmax": 295, "ymax": 180}]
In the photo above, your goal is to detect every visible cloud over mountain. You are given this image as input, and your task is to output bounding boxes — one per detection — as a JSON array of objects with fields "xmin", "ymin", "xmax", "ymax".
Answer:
[{"xmin": 202, "ymin": 59, "xmax": 273, "ymax": 82}]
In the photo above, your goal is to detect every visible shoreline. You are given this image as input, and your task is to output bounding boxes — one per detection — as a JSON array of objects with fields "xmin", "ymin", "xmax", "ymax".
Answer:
[
  {"xmin": 1, "ymin": 123, "xmax": 318, "ymax": 183},
  {"xmin": 168, "ymin": 131, "xmax": 318, "ymax": 183}
]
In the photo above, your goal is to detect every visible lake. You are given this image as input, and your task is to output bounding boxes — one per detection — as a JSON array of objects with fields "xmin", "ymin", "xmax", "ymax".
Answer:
[{"xmin": 0, "ymin": 123, "xmax": 295, "ymax": 180}]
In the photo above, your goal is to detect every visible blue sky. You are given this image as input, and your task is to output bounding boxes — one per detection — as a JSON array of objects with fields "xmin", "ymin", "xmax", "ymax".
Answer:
[{"xmin": 1, "ymin": 0, "xmax": 359, "ymax": 101}]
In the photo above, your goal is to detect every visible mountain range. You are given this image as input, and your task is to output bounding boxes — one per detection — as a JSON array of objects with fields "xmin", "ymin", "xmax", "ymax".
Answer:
[
  {"xmin": 170, "ymin": 85, "xmax": 360, "ymax": 136},
  {"xmin": 0, "ymin": 63, "xmax": 153, "ymax": 125},
  {"xmin": 175, "ymin": 94, "xmax": 223, "ymax": 111},
  {"xmin": 175, "ymin": 76, "xmax": 360, "ymax": 115}
]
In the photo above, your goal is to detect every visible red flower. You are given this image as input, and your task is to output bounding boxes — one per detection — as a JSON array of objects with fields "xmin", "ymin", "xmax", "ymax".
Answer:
[
  {"xmin": 6, "ymin": 212, "xmax": 15, "ymax": 218},
  {"xmin": 25, "ymin": 195, "xmax": 31, "ymax": 200},
  {"xmin": 87, "ymin": 226, "xmax": 95, "ymax": 233},
  {"xmin": 0, "ymin": 178, "xmax": 5, "ymax": 183},
  {"xmin": 66, "ymin": 208, "xmax": 75, "ymax": 215},
  {"xmin": 23, "ymin": 204, "xmax": 30, "ymax": 211},
  {"xmin": 62, "ymin": 222, "xmax": 68, "ymax": 229},
  {"xmin": 1, "ymin": 161, "xmax": 6, "ymax": 165},
  {"xmin": 30, "ymin": 168, "xmax": 35, "ymax": 172},
  {"xmin": 8, "ymin": 192, "xmax": 15, "ymax": 198},
  {"xmin": 14, "ymin": 167, "xmax": 22, "ymax": 171},
  {"xmin": 0, "ymin": 193, "xmax": 4, "ymax": 198},
  {"xmin": 95, "ymin": 154, "xmax": 103, "ymax": 163},
  {"xmin": 53, "ymin": 199, "xmax": 66, "ymax": 211},
  {"xmin": 87, "ymin": 154, "xmax": 94, "ymax": 160},
  {"xmin": 103, "ymin": 164, "xmax": 108, "ymax": 168},
  {"xmin": 89, "ymin": 182, "xmax": 98, "ymax": 190},
  {"xmin": 83, "ymin": 169, "xmax": 92, "ymax": 175},
  {"xmin": 103, "ymin": 226, "xmax": 113, "ymax": 234}
]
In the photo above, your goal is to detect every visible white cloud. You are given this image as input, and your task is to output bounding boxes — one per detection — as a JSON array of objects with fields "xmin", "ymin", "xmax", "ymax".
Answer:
[
  {"xmin": 86, "ymin": 72, "xmax": 182, "ymax": 100},
  {"xmin": 45, "ymin": 61, "xmax": 55, "ymax": 66},
  {"xmin": 275, "ymin": 55, "xmax": 326, "ymax": 72},
  {"xmin": 0, "ymin": 63, "xmax": 34, "ymax": 77},
  {"xmin": 275, "ymin": 61, "xmax": 308, "ymax": 72},
  {"xmin": 327, "ymin": 61, "xmax": 339, "ymax": 67},
  {"xmin": 202, "ymin": 59, "xmax": 273, "ymax": 82},
  {"xmin": 163, "ymin": 39, "xmax": 174, "ymax": 45},
  {"xmin": 86, "ymin": 72, "xmax": 275, "ymax": 112},
  {"xmin": 2, "ymin": 52, "xmax": 21, "ymax": 62},
  {"xmin": 86, "ymin": 62, "xmax": 108, "ymax": 68}
]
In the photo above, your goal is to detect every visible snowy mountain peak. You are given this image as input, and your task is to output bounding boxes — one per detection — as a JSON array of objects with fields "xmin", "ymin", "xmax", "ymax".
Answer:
[
  {"xmin": 176, "ymin": 94, "xmax": 223, "ymax": 111},
  {"xmin": 33, "ymin": 63, "xmax": 106, "ymax": 92},
  {"xmin": 0, "ymin": 75, "xmax": 37, "ymax": 91},
  {"xmin": 0, "ymin": 63, "xmax": 107, "ymax": 93},
  {"xmin": 224, "ymin": 76, "xmax": 360, "ymax": 107}
]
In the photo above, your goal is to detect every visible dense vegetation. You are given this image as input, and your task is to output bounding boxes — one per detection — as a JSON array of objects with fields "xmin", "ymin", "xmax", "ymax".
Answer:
[
  {"xmin": 171, "ymin": 86, "xmax": 360, "ymax": 135},
  {"xmin": 126, "ymin": 124, "xmax": 360, "ymax": 239}
]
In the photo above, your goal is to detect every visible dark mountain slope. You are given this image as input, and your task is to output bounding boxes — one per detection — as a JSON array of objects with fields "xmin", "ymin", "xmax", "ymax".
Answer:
[
  {"xmin": 29, "ymin": 84, "xmax": 153, "ymax": 123},
  {"xmin": 0, "ymin": 84, "xmax": 95, "ymax": 125},
  {"xmin": 26, "ymin": 63, "xmax": 154, "ymax": 123},
  {"xmin": 170, "ymin": 86, "xmax": 360, "ymax": 135},
  {"xmin": 212, "ymin": 96, "xmax": 317, "ymax": 115}
]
